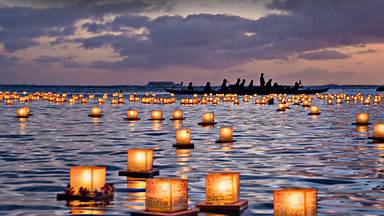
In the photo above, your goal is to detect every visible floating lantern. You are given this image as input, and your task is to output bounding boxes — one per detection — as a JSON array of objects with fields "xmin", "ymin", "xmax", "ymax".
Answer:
[
  {"xmin": 327, "ymin": 99, "xmax": 333, "ymax": 105},
  {"xmin": 218, "ymin": 127, "xmax": 234, "ymax": 143},
  {"xmin": 196, "ymin": 172, "xmax": 247, "ymax": 214},
  {"xmin": 276, "ymin": 104, "xmax": 286, "ymax": 112},
  {"xmin": 301, "ymin": 100, "xmax": 311, "ymax": 108},
  {"xmin": 119, "ymin": 149, "xmax": 159, "ymax": 178},
  {"xmin": 273, "ymin": 188, "xmax": 317, "ymax": 216},
  {"xmin": 144, "ymin": 178, "xmax": 189, "ymax": 213},
  {"xmin": 150, "ymin": 110, "xmax": 163, "ymax": 121},
  {"xmin": 199, "ymin": 112, "xmax": 216, "ymax": 126},
  {"xmin": 89, "ymin": 107, "xmax": 102, "ymax": 117},
  {"xmin": 16, "ymin": 107, "xmax": 30, "ymax": 118},
  {"xmin": 308, "ymin": 106, "xmax": 320, "ymax": 115},
  {"xmin": 372, "ymin": 123, "xmax": 384, "ymax": 141},
  {"xmin": 174, "ymin": 128, "xmax": 194, "ymax": 149},
  {"xmin": 5, "ymin": 99, "xmax": 13, "ymax": 105},
  {"xmin": 171, "ymin": 110, "xmax": 184, "ymax": 120},
  {"xmin": 126, "ymin": 109, "xmax": 140, "ymax": 121},
  {"xmin": 355, "ymin": 113, "xmax": 369, "ymax": 125}
]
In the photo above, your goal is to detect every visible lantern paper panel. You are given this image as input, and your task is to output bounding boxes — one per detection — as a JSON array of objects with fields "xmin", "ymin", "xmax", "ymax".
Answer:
[
  {"xmin": 146, "ymin": 178, "xmax": 188, "ymax": 213},
  {"xmin": 127, "ymin": 149, "xmax": 154, "ymax": 172},
  {"xmin": 70, "ymin": 166, "xmax": 106, "ymax": 194},
  {"xmin": 273, "ymin": 188, "xmax": 317, "ymax": 216},
  {"xmin": 176, "ymin": 129, "xmax": 191, "ymax": 145},
  {"xmin": 206, "ymin": 172, "xmax": 240, "ymax": 204}
]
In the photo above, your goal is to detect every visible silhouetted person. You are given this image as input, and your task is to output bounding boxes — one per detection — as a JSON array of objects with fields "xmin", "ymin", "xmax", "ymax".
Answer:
[
  {"xmin": 239, "ymin": 79, "xmax": 246, "ymax": 89},
  {"xmin": 180, "ymin": 81, "xmax": 183, "ymax": 86},
  {"xmin": 273, "ymin": 82, "xmax": 279, "ymax": 88},
  {"xmin": 204, "ymin": 81, "xmax": 212, "ymax": 93},
  {"xmin": 187, "ymin": 82, "xmax": 193, "ymax": 90},
  {"xmin": 260, "ymin": 73, "xmax": 265, "ymax": 87},
  {"xmin": 265, "ymin": 79, "xmax": 272, "ymax": 88},
  {"xmin": 247, "ymin": 80, "xmax": 254, "ymax": 89},
  {"xmin": 220, "ymin": 79, "xmax": 228, "ymax": 90},
  {"xmin": 298, "ymin": 80, "xmax": 302, "ymax": 86},
  {"xmin": 294, "ymin": 81, "xmax": 299, "ymax": 89}
]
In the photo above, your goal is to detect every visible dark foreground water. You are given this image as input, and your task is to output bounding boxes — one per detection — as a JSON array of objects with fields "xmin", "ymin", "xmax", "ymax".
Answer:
[{"xmin": 0, "ymin": 86, "xmax": 383, "ymax": 215}]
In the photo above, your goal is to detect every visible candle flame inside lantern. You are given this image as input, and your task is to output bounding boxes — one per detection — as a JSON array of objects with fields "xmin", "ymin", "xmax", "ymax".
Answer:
[
  {"xmin": 172, "ymin": 110, "xmax": 183, "ymax": 120},
  {"xmin": 206, "ymin": 172, "xmax": 240, "ymax": 204},
  {"xmin": 373, "ymin": 123, "xmax": 384, "ymax": 139},
  {"xmin": 176, "ymin": 128, "xmax": 191, "ymax": 145},
  {"xmin": 274, "ymin": 188, "xmax": 317, "ymax": 216},
  {"xmin": 202, "ymin": 112, "xmax": 214, "ymax": 124},
  {"xmin": 127, "ymin": 149, "xmax": 154, "ymax": 172},
  {"xmin": 70, "ymin": 166, "xmax": 106, "ymax": 194},
  {"xmin": 127, "ymin": 109, "xmax": 139, "ymax": 120},
  {"xmin": 151, "ymin": 110, "xmax": 163, "ymax": 120},
  {"xmin": 356, "ymin": 113, "xmax": 369, "ymax": 125},
  {"xmin": 146, "ymin": 178, "xmax": 188, "ymax": 213},
  {"xmin": 219, "ymin": 127, "xmax": 234, "ymax": 142}
]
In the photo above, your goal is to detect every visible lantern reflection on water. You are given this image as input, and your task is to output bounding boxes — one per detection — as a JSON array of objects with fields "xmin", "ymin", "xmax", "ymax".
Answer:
[
  {"xmin": 145, "ymin": 178, "xmax": 188, "ymax": 213},
  {"xmin": 273, "ymin": 188, "xmax": 317, "ymax": 216}
]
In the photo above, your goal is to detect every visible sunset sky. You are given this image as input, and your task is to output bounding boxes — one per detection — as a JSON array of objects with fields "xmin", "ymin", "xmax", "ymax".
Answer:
[{"xmin": 0, "ymin": 0, "xmax": 383, "ymax": 85}]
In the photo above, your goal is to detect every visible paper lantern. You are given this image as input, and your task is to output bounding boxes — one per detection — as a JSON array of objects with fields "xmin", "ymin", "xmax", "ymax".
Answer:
[
  {"xmin": 356, "ymin": 113, "xmax": 369, "ymax": 125},
  {"xmin": 70, "ymin": 166, "xmax": 106, "ymax": 194},
  {"xmin": 373, "ymin": 123, "xmax": 384, "ymax": 139},
  {"xmin": 151, "ymin": 110, "xmax": 163, "ymax": 120},
  {"xmin": 274, "ymin": 188, "xmax": 317, "ymax": 216},
  {"xmin": 89, "ymin": 107, "xmax": 102, "ymax": 117},
  {"xmin": 176, "ymin": 128, "xmax": 191, "ymax": 145},
  {"xmin": 309, "ymin": 106, "xmax": 320, "ymax": 115},
  {"xmin": 202, "ymin": 112, "xmax": 215, "ymax": 124},
  {"xmin": 219, "ymin": 127, "xmax": 234, "ymax": 142},
  {"xmin": 206, "ymin": 172, "xmax": 240, "ymax": 204},
  {"xmin": 172, "ymin": 110, "xmax": 184, "ymax": 120},
  {"xmin": 146, "ymin": 178, "xmax": 188, "ymax": 213},
  {"xmin": 16, "ymin": 107, "xmax": 30, "ymax": 118},
  {"xmin": 127, "ymin": 149, "xmax": 154, "ymax": 172},
  {"xmin": 276, "ymin": 104, "xmax": 286, "ymax": 111},
  {"xmin": 127, "ymin": 109, "xmax": 139, "ymax": 120},
  {"xmin": 302, "ymin": 101, "xmax": 311, "ymax": 107}
]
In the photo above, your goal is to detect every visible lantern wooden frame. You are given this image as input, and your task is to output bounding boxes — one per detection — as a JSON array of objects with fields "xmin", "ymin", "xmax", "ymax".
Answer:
[{"xmin": 118, "ymin": 149, "xmax": 159, "ymax": 178}]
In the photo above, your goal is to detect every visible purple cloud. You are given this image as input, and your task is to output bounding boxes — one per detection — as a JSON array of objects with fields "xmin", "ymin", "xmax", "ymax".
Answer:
[{"xmin": 297, "ymin": 50, "xmax": 349, "ymax": 60}]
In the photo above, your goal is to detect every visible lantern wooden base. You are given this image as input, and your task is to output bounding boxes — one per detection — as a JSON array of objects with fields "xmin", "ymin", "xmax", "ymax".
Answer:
[
  {"xmin": 308, "ymin": 113, "xmax": 321, "ymax": 116},
  {"xmin": 88, "ymin": 114, "xmax": 103, "ymax": 118},
  {"xmin": 196, "ymin": 200, "xmax": 248, "ymax": 214},
  {"xmin": 124, "ymin": 118, "xmax": 141, "ymax": 121},
  {"xmin": 170, "ymin": 118, "xmax": 185, "ymax": 120},
  {"xmin": 172, "ymin": 143, "xmax": 194, "ymax": 149},
  {"xmin": 16, "ymin": 114, "xmax": 33, "ymax": 118},
  {"xmin": 215, "ymin": 140, "xmax": 236, "ymax": 143},
  {"xmin": 351, "ymin": 123, "xmax": 371, "ymax": 125},
  {"xmin": 368, "ymin": 137, "xmax": 384, "ymax": 142},
  {"xmin": 131, "ymin": 208, "xmax": 199, "ymax": 216},
  {"xmin": 118, "ymin": 168, "xmax": 159, "ymax": 178},
  {"xmin": 56, "ymin": 193, "xmax": 114, "ymax": 201},
  {"xmin": 198, "ymin": 122, "xmax": 217, "ymax": 126},
  {"xmin": 148, "ymin": 118, "xmax": 165, "ymax": 121}
]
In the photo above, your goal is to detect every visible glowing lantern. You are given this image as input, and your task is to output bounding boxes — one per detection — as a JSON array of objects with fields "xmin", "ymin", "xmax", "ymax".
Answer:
[
  {"xmin": 202, "ymin": 112, "xmax": 215, "ymax": 124},
  {"xmin": 219, "ymin": 127, "xmax": 234, "ymax": 143},
  {"xmin": 127, "ymin": 149, "xmax": 153, "ymax": 172},
  {"xmin": 150, "ymin": 110, "xmax": 163, "ymax": 121},
  {"xmin": 206, "ymin": 172, "xmax": 240, "ymax": 204},
  {"xmin": 89, "ymin": 107, "xmax": 102, "ymax": 117},
  {"xmin": 145, "ymin": 178, "xmax": 188, "ymax": 213},
  {"xmin": 309, "ymin": 106, "xmax": 320, "ymax": 115},
  {"xmin": 276, "ymin": 104, "xmax": 286, "ymax": 112},
  {"xmin": 327, "ymin": 99, "xmax": 333, "ymax": 105},
  {"xmin": 6, "ymin": 99, "xmax": 13, "ymax": 105},
  {"xmin": 176, "ymin": 128, "xmax": 191, "ymax": 145},
  {"xmin": 70, "ymin": 166, "xmax": 106, "ymax": 194},
  {"xmin": 302, "ymin": 100, "xmax": 311, "ymax": 107},
  {"xmin": 356, "ymin": 113, "xmax": 369, "ymax": 125},
  {"xmin": 16, "ymin": 107, "xmax": 30, "ymax": 118},
  {"xmin": 127, "ymin": 109, "xmax": 139, "ymax": 120},
  {"xmin": 273, "ymin": 188, "xmax": 317, "ymax": 216},
  {"xmin": 172, "ymin": 110, "xmax": 184, "ymax": 120},
  {"xmin": 373, "ymin": 123, "xmax": 384, "ymax": 140}
]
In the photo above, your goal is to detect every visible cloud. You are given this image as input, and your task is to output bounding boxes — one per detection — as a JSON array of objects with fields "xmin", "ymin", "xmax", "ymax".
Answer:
[
  {"xmin": 356, "ymin": 49, "xmax": 376, "ymax": 54},
  {"xmin": 278, "ymin": 68, "xmax": 355, "ymax": 84},
  {"xmin": 297, "ymin": 50, "xmax": 349, "ymax": 60}
]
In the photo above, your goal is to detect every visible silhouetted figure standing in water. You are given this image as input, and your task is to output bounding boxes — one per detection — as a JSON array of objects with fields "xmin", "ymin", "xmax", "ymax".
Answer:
[
  {"xmin": 260, "ymin": 73, "xmax": 265, "ymax": 87},
  {"xmin": 265, "ymin": 79, "xmax": 272, "ymax": 88},
  {"xmin": 187, "ymin": 82, "xmax": 193, "ymax": 90},
  {"xmin": 234, "ymin": 78, "xmax": 240, "ymax": 88},
  {"xmin": 239, "ymin": 79, "xmax": 246, "ymax": 89},
  {"xmin": 204, "ymin": 81, "xmax": 212, "ymax": 93},
  {"xmin": 273, "ymin": 82, "xmax": 279, "ymax": 88},
  {"xmin": 247, "ymin": 80, "xmax": 254, "ymax": 89},
  {"xmin": 220, "ymin": 79, "xmax": 228, "ymax": 91}
]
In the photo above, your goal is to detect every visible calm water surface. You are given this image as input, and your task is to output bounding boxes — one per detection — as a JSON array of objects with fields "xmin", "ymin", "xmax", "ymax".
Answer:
[{"xmin": 0, "ymin": 87, "xmax": 383, "ymax": 215}]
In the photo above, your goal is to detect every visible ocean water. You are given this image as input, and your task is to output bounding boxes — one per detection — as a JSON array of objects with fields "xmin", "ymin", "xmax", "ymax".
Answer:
[{"xmin": 0, "ymin": 86, "xmax": 383, "ymax": 215}]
